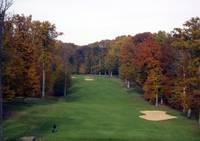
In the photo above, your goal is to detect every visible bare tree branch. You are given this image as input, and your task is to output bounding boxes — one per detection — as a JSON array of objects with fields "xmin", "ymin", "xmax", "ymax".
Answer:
[{"xmin": 0, "ymin": 0, "xmax": 13, "ymax": 14}]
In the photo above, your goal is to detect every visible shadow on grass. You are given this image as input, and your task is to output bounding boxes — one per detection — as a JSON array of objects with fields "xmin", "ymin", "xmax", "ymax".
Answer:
[
  {"xmin": 4, "ymin": 77, "xmax": 82, "ymax": 120},
  {"xmin": 36, "ymin": 137, "xmax": 161, "ymax": 141},
  {"xmin": 3, "ymin": 97, "xmax": 60, "ymax": 120},
  {"xmin": 68, "ymin": 84, "xmax": 80, "ymax": 94},
  {"xmin": 65, "ymin": 85, "xmax": 82, "ymax": 102},
  {"xmin": 126, "ymin": 83, "xmax": 143, "ymax": 95},
  {"xmin": 5, "ymin": 115, "xmax": 79, "ymax": 141}
]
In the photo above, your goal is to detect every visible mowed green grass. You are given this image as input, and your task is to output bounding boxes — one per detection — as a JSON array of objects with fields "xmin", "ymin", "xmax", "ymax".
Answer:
[{"xmin": 4, "ymin": 75, "xmax": 200, "ymax": 141}]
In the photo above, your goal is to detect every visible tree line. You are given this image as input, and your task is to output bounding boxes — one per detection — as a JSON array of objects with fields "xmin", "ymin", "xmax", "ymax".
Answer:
[
  {"xmin": 2, "ymin": 14, "xmax": 76, "ymax": 100},
  {"xmin": 73, "ymin": 17, "xmax": 200, "ymax": 126}
]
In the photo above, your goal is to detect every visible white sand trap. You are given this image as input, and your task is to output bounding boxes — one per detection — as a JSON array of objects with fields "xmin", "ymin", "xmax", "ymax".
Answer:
[
  {"xmin": 85, "ymin": 77, "xmax": 94, "ymax": 81},
  {"xmin": 71, "ymin": 76, "xmax": 76, "ymax": 79},
  {"xmin": 139, "ymin": 110, "xmax": 177, "ymax": 121}
]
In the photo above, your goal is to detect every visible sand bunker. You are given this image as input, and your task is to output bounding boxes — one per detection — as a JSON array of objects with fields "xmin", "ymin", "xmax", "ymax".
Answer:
[
  {"xmin": 85, "ymin": 77, "xmax": 94, "ymax": 81},
  {"xmin": 139, "ymin": 110, "xmax": 177, "ymax": 121},
  {"xmin": 71, "ymin": 76, "xmax": 76, "ymax": 79}
]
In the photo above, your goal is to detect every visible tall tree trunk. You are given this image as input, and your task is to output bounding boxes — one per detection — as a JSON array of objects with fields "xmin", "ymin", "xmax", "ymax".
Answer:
[
  {"xmin": 64, "ymin": 65, "xmax": 67, "ymax": 98},
  {"xmin": 98, "ymin": 60, "xmax": 101, "ymax": 76},
  {"xmin": 127, "ymin": 80, "xmax": 130, "ymax": 89},
  {"xmin": 108, "ymin": 70, "xmax": 110, "ymax": 76},
  {"xmin": 155, "ymin": 92, "xmax": 158, "ymax": 107},
  {"xmin": 182, "ymin": 70, "xmax": 187, "ymax": 113},
  {"xmin": 187, "ymin": 108, "xmax": 191, "ymax": 118},
  {"xmin": 42, "ymin": 62, "xmax": 46, "ymax": 99},
  {"xmin": 182, "ymin": 86, "xmax": 186, "ymax": 113},
  {"xmin": 110, "ymin": 71, "xmax": 113, "ymax": 77},
  {"xmin": 0, "ymin": 13, "xmax": 4, "ymax": 141},
  {"xmin": 160, "ymin": 97, "xmax": 163, "ymax": 105}
]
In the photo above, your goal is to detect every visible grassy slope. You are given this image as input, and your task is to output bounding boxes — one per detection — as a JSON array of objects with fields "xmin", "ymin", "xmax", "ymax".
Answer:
[{"xmin": 4, "ymin": 75, "xmax": 200, "ymax": 141}]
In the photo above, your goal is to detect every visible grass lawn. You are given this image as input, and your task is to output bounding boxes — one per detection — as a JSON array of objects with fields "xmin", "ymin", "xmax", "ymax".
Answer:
[{"xmin": 4, "ymin": 75, "xmax": 200, "ymax": 141}]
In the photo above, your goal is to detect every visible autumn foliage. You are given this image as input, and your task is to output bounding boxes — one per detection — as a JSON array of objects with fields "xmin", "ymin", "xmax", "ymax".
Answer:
[
  {"xmin": 71, "ymin": 17, "xmax": 200, "ymax": 124},
  {"xmin": 2, "ymin": 15, "xmax": 74, "ymax": 99}
]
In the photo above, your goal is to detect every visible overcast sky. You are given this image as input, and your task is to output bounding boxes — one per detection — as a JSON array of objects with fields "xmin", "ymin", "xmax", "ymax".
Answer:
[{"xmin": 9, "ymin": 0, "xmax": 200, "ymax": 45}]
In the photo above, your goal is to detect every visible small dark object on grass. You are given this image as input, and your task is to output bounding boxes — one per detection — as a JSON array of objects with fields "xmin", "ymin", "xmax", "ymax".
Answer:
[{"xmin": 52, "ymin": 124, "xmax": 58, "ymax": 133}]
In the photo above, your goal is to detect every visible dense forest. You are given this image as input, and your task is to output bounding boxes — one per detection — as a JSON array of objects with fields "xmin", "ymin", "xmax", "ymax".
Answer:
[{"xmin": 1, "ymin": 15, "xmax": 76, "ymax": 99}]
